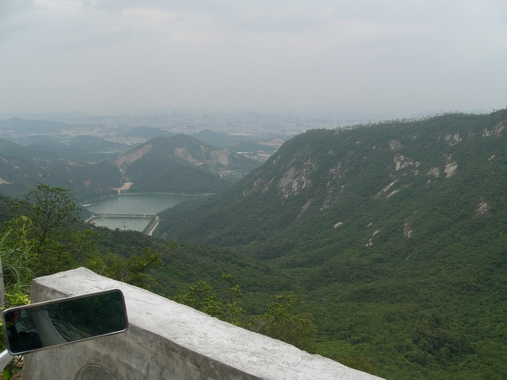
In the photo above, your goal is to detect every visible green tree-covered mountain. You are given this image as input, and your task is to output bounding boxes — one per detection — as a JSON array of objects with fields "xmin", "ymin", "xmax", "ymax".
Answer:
[
  {"xmin": 0, "ymin": 134, "xmax": 261, "ymax": 200},
  {"xmin": 25, "ymin": 136, "xmax": 128, "ymax": 163},
  {"xmin": 116, "ymin": 134, "xmax": 262, "ymax": 194},
  {"xmin": 0, "ymin": 139, "xmax": 122, "ymax": 201},
  {"xmin": 155, "ymin": 110, "xmax": 507, "ymax": 378}
]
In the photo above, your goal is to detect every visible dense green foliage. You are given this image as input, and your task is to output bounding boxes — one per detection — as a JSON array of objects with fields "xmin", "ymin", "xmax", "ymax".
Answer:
[
  {"xmin": 5, "ymin": 185, "xmax": 89, "ymax": 276},
  {"xmin": 1, "ymin": 185, "xmax": 291, "ymax": 304},
  {"xmin": 0, "ymin": 228, "xmax": 33, "ymax": 379},
  {"xmin": 0, "ymin": 186, "xmax": 164, "ymax": 380},
  {"xmin": 154, "ymin": 110, "xmax": 507, "ymax": 378},
  {"xmin": 86, "ymin": 247, "xmax": 163, "ymax": 289},
  {"xmin": 0, "ymin": 194, "xmax": 16, "ymax": 225},
  {"xmin": 0, "ymin": 186, "xmax": 325, "ymax": 376},
  {"xmin": 3, "ymin": 110, "xmax": 507, "ymax": 378},
  {"xmin": 1, "ymin": 185, "xmax": 165, "ymax": 289},
  {"xmin": 175, "ymin": 276, "xmax": 317, "ymax": 352}
]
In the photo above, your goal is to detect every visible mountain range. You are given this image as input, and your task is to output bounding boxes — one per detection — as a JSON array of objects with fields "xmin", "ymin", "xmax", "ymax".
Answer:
[
  {"xmin": 0, "ymin": 134, "xmax": 260, "ymax": 201},
  {"xmin": 3, "ymin": 110, "xmax": 507, "ymax": 377},
  {"xmin": 154, "ymin": 109, "xmax": 507, "ymax": 379}
]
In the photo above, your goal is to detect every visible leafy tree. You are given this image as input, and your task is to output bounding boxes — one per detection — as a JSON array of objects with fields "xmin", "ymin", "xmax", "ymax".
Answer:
[
  {"xmin": 339, "ymin": 356, "xmax": 376, "ymax": 375},
  {"xmin": 175, "ymin": 275, "xmax": 317, "ymax": 353},
  {"xmin": 252, "ymin": 293, "xmax": 317, "ymax": 352},
  {"xmin": 17, "ymin": 184, "xmax": 81, "ymax": 252},
  {"xmin": 2, "ymin": 184, "xmax": 163, "ymax": 284},
  {"xmin": 173, "ymin": 281, "xmax": 224, "ymax": 316},
  {"xmin": 85, "ymin": 247, "xmax": 163, "ymax": 289},
  {"xmin": 2, "ymin": 184, "xmax": 101, "ymax": 276}
]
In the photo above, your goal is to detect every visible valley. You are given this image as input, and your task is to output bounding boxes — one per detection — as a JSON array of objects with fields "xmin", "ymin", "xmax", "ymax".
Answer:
[
  {"xmin": 1, "ymin": 109, "xmax": 507, "ymax": 378},
  {"xmin": 153, "ymin": 109, "xmax": 507, "ymax": 379},
  {"xmin": 2, "ymin": 2, "xmax": 504, "ymax": 378}
]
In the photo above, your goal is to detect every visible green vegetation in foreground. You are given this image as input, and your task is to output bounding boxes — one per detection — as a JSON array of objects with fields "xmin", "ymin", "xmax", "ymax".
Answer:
[
  {"xmin": 175, "ymin": 275, "xmax": 317, "ymax": 353},
  {"xmin": 0, "ymin": 185, "xmax": 334, "ymax": 377},
  {"xmin": 3, "ymin": 110, "xmax": 507, "ymax": 378},
  {"xmin": 0, "ymin": 185, "xmax": 166, "ymax": 335},
  {"xmin": 154, "ymin": 110, "xmax": 507, "ymax": 379}
]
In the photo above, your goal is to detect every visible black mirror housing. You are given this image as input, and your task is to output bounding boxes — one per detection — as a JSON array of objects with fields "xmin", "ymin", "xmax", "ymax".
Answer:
[{"xmin": 2, "ymin": 289, "xmax": 128, "ymax": 355}]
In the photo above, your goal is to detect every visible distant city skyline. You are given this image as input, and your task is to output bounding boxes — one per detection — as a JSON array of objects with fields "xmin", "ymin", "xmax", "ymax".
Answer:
[{"xmin": 1, "ymin": 1, "xmax": 506, "ymax": 116}]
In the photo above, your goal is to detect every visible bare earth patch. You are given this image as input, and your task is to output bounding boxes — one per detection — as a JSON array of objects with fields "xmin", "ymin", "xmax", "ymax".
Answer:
[{"xmin": 113, "ymin": 182, "xmax": 133, "ymax": 194}]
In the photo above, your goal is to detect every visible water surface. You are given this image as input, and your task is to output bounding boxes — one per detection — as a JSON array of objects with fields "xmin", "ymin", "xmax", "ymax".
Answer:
[
  {"xmin": 85, "ymin": 193, "xmax": 196, "ymax": 232},
  {"xmin": 86, "ymin": 193, "xmax": 195, "ymax": 215}
]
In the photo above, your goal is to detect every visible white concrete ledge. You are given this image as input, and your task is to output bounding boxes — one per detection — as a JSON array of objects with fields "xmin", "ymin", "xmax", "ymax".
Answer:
[{"xmin": 22, "ymin": 267, "xmax": 383, "ymax": 379}]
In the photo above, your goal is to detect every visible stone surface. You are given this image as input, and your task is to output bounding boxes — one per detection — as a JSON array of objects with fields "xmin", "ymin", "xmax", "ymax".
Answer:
[{"xmin": 22, "ymin": 267, "xmax": 383, "ymax": 380}]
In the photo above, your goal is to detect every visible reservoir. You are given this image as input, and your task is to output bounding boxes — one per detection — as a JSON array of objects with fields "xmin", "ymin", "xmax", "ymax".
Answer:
[{"xmin": 85, "ymin": 193, "xmax": 197, "ymax": 232}]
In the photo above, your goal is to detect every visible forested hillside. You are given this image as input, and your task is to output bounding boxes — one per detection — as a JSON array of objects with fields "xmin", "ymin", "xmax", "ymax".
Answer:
[
  {"xmin": 0, "ymin": 194, "xmax": 16, "ymax": 224},
  {"xmin": 116, "ymin": 134, "xmax": 261, "ymax": 193},
  {"xmin": 155, "ymin": 110, "xmax": 507, "ymax": 379},
  {"xmin": 0, "ymin": 134, "xmax": 261, "ymax": 201},
  {"xmin": 0, "ymin": 138, "xmax": 122, "ymax": 201}
]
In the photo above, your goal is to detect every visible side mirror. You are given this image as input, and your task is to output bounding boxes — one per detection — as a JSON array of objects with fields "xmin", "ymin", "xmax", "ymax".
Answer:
[{"xmin": 2, "ymin": 289, "xmax": 128, "ymax": 355}]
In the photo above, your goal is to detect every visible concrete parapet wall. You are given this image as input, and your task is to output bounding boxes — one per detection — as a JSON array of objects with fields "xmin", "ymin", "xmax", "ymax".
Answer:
[{"xmin": 22, "ymin": 268, "xmax": 383, "ymax": 380}]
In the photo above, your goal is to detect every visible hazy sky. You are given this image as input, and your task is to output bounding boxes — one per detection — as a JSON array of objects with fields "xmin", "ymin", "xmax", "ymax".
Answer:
[{"xmin": 1, "ymin": 0, "xmax": 506, "ymax": 115}]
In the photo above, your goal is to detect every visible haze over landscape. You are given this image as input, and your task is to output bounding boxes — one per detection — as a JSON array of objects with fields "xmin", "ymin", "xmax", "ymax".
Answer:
[
  {"xmin": 2, "ymin": 1, "xmax": 507, "ymax": 379},
  {"xmin": 1, "ymin": 0, "xmax": 506, "ymax": 117}
]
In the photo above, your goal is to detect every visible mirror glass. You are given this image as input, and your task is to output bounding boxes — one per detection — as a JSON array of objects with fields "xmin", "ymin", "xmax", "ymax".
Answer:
[{"xmin": 2, "ymin": 289, "xmax": 128, "ymax": 355}]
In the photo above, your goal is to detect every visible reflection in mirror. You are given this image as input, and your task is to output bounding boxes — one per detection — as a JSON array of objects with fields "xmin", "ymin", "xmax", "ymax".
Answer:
[{"xmin": 3, "ymin": 289, "xmax": 128, "ymax": 355}]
